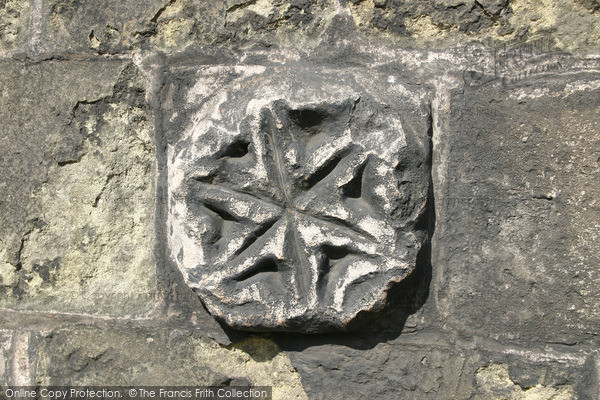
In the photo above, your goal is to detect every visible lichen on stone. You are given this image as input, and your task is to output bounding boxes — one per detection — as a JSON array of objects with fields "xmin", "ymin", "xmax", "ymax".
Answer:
[
  {"xmin": 0, "ymin": 61, "xmax": 157, "ymax": 317},
  {"xmin": 0, "ymin": 0, "xmax": 30, "ymax": 51},
  {"xmin": 475, "ymin": 364, "xmax": 576, "ymax": 400}
]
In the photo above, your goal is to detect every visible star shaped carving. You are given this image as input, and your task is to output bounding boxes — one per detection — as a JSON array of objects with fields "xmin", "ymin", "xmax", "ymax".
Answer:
[{"xmin": 168, "ymin": 67, "xmax": 430, "ymax": 332}]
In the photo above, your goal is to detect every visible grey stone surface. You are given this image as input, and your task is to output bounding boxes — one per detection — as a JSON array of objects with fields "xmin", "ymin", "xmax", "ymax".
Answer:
[
  {"xmin": 148, "ymin": 0, "xmax": 334, "ymax": 52},
  {"xmin": 1, "ymin": 0, "xmax": 600, "ymax": 394},
  {"xmin": 347, "ymin": 0, "xmax": 600, "ymax": 52},
  {"xmin": 42, "ymin": 0, "xmax": 165, "ymax": 54},
  {"xmin": 0, "ymin": 0, "xmax": 30, "ymax": 52},
  {"xmin": 279, "ymin": 334, "xmax": 589, "ymax": 400},
  {"xmin": 436, "ymin": 73, "xmax": 600, "ymax": 343},
  {"xmin": 38, "ymin": 0, "xmax": 335, "ymax": 55},
  {"xmin": 32, "ymin": 325, "xmax": 307, "ymax": 399},
  {"xmin": 0, "ymin": 60, "xmax": 156, "ymax": 317},
  {"xmin": 166, "ymin": 65, "xmax": 431, "ymax": 332},
  {"xmin": 30, "ymin": 0, "xmax": 600, "ymax": 56},
  {"xmin": 0, "ymin": 331, "xmax": 12, "ymax": 385},
  {"xmin": 348, "ymin": 0, "xmax": 513, "ymax": 35}
]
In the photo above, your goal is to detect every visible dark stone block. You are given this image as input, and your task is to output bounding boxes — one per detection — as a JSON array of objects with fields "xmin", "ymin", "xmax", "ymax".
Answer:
[{"xmin": 436, "ymin": 73, "xmax": 600, "ymax": 343}]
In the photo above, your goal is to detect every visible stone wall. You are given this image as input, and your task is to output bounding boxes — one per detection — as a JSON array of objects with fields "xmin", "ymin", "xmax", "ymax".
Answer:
[{"xmin": 1, "ymin": 0, "xmax": 599, "ymax": 399}]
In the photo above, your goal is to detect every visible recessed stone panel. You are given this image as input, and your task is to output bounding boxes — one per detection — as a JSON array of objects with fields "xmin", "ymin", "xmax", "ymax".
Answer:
[
  {"xmin": 166, "ymin": 65, "xmax": 431, "ymax": 332},
  {"xmin": 437, "ymin": 74, "xmax": 600, "ymax": 342}
]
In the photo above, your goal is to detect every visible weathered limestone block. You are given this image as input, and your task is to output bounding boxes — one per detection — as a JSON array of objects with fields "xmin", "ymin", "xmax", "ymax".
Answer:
[
  {"xmin": 0, "ymin": 331, "xmax": 12, "ymax": 385},
  {"xmin": 0, "ymin": 60, "xmax": 156, "ymax": 317},
  {"xmin": 166, "ymin": 65, "xmax": 431, "ymax": 332},
  {"xmin": 437, "ymin": 73, "xmax": 600, "ymax": 342},
  {"xmin": 474, "ymin": 363, "xmax": 577, "ymax": 400},
  {"xmin": 348, "ymin": 0, "xmax": 600, "ymax": 52},
  {"xmin": 349, "ymin": 0, "xmax": 512, "ymax": 35},
  {"xmin": 282, "ymin": 336, "xmax": 587, "ymax": 400},
  {"xmin": 43, "ymin": 0, "xmax": 165, "ymax": 53},
  {"xmin": 36, "ymin": 0, "xmax": 600, "ymax": 55},
  {"xmin": 41, "ymin": 0, "xmax": 335, "ymax": 54},
  {"xmin": 217, "ymin": 0, "xmax": 333, "ymax": 50},
  {"xmin": 149, "ymin": 0, "xmax": 334, "ymax": 51},
  {"xmin": 33, "ymin": 325, "xmax": 307, "ymax": 399},
  {"xmin": 0, "ymin": 0, "xmax": 30, "ymax": 52}
]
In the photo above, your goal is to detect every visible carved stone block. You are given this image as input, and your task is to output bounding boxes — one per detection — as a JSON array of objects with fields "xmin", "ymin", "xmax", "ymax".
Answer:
[{"xmin": 167, "ymin": 65, "xmax": 431, "ymax": 332}]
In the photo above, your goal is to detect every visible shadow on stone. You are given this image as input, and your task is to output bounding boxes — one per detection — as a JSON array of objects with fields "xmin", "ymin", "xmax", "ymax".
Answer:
[
  {"xmin": 271, "ymin": 178, "xmax": 435, "ymax": 351},
  {"xmin": 270, "ymin": 115, "xmax": 436, "ymax": 350},
  {"xmin": 164, "ymin": 109, "xmax": 437, "ymax": 350},
  {"xmin": 171, "ymin": 195, "xmax": 434, "ymax": 346}
]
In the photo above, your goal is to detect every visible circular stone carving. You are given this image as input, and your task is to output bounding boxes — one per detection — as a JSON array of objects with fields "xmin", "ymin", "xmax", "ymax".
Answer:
[{"xmin": 167, "ymin": 66, "xmax": 431, "ymax": 332}]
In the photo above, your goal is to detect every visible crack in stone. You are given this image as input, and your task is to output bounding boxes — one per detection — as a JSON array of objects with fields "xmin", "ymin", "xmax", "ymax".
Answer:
[{"xmin": 226, "ymin": 0, "xmax": 259, "ymax": 13}]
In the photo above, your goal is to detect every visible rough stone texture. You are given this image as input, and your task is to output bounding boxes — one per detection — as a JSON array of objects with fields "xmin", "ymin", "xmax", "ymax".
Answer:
[
  {"xmin": 279, "ymin": 334, "xmax": 591, "ymax": 400},
  {"xmin": 149, "ymin": 0, "xmax": 334, "ymax": 52},
  {"xmin": 43, "ymin": 0, "xmax": 165, "ymax": 54},
  {"xmin": 1, "ymin": 0, "xmax": 600, "ymax": 397},
  {"xmin": 142, "ymin": 0, "xmax": 600, "ymax": 53},
  {"xmin": 436, "ymin": 73, "xmax": 600, "ymax": 343},
  {"xmin": 30, "ymin": 0, "xmax": 600, "ymax": 56},
  {"xmin": 0, "ymin": 331, "xmax": 12, "ymax": 385},
  {"xmin": 166, "ymin": 65, "xmax": 431, "ymax": 332},
  {"xmin": 33, "ymin": 325, "xmax": 307, "ymax": 399},
  {"xmin": 475, "ymin": 363, "xmax": 576, "ymax": 400},
  {"xmin": 0, "ymin": 0, "xmax": 30, "ymax": 52},
  {"xmin": 348, "ymin": 0, "xmax": 514, "ymax": 37},
  {"xmin": 38, "ymin": 0, "xmax": 336, "ymax": 55},
  {"xmin": 347, "ymin": 0, "xmax": 600, "ymax": 52},
  {"xmin": 0, "ymin": 60, "xmax": 156, "ymax": 317}
]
